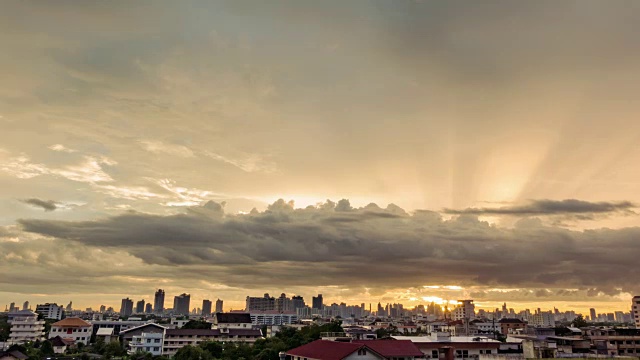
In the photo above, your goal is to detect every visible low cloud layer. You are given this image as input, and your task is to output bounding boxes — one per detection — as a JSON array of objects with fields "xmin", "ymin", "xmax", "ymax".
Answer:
[
  {"xmin": 17, "ymin": 199, "xmax": 640, "ymax": 296},
  {"xmin": 444, "ymin": 199, "xmax": 635, "ymax": 217},
  {"xmin": 20, "ymin": 198, "xmax": 58, "ymax": 212}
]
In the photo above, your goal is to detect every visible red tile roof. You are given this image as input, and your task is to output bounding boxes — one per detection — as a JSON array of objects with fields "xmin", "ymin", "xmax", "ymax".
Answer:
[
  {"xmin": 286, "ymin": 340, "xmax": 362, "ymax": 360},
  {"xmin": 354, "ymin": 339, "xmax": 424, "ymax": 357},
  {"xmin": 52, "ymin": 317, "xmax": 91, "ymax": 327}
]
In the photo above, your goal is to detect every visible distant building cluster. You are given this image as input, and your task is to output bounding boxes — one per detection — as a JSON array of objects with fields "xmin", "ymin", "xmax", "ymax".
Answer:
[{"xmin": 2, "ymin": 292, "xmax": 639, "ymax": 359}]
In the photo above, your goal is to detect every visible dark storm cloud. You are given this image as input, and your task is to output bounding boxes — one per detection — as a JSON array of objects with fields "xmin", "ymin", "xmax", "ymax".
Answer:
[
  {"xmin": 17, "ymin": 199, "xmax": 640, "ymax": 294},
  {"xmin": 20, "ymin": 198, "xmax": 58, "ymax": 211},
  {"xmin": 444, "ymin": 199, "xmax": 635, "ymax": 216}
]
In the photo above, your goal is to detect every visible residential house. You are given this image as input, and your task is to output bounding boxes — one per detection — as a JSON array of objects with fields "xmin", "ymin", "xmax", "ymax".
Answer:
[
  {"xmin": 49, "ymin": 317, "xmax": 93, "ymax": 345},
  {"xmin": 0, "ymin": 350, "xmax": 28, "ymax": 360},
  {"xmin": 49, "ymin": 336, "xmax": 75, "ymax": 354}
]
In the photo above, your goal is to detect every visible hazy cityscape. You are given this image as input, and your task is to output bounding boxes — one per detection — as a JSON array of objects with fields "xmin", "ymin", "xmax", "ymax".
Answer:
[{"xmin": 2, "ymin": 291, "xmax": 640, "ymax": 358}]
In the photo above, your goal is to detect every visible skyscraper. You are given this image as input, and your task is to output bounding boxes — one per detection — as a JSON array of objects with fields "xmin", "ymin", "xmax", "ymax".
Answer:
[
  {"xmin": 120, "ymin": 298, "xmax": 133, "ymax": 316},
  {"xmin": 23, "ymin": 301, "xmax": 29, "ymax": 310},
  {"xmin": 202, "ymin": 300, "xmax": 212, "ymax": 316},
  {"xmin": 136, "ymin": 299, "xmax": 145, "ymax": 314},
  {"xmin": 590, "ymin": 308, "xmax": 597, "ymax": 322},
  {"xmin": 215, "ymin": 299, "xmax": 223, "ymax": 313},
  {"xmin": 292, "ymin": 296, "xmax": 305, "ymax": 310},
  {"xmin": 154, "ymin": 289, "xmax": 165, "ymax": 314},
  {"xmin": 145, "ymin": 303, "xmax": 152, "ymax": 313},
  {"xmin": 173, "ymin": 293, "xmax": 190, "ymax": 315},
  {"xmin": 312, "ymin": 294, "xmax": 323, "ymax": 310}
]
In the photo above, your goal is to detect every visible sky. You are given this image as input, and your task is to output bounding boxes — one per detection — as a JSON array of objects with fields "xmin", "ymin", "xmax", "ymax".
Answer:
[{"xmin": 1, "ymin": 0, "xmax": 640, "ymax": 314}]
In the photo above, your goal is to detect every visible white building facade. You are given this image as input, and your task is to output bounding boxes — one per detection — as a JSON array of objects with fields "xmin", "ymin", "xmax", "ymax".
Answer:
[
  {"xmin": 129, "ymin": 332, "xmax": 164, "ymax": 356},
  {"xmin": 7, "ymin": 310, "xmax": 45, "ymax": 344},
  {"xmin": 50, "ymin": 318, "xmax": 94, "ymax": 345},
  {"xmin": 35, "ymin": 303, "xmax": 64, "ymax": 320},
  {"xmin": 250, "ymin": 311, "xmax": 298, "ymax": 325}
]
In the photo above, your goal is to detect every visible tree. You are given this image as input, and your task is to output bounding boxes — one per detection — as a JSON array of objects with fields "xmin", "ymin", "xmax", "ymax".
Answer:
[
  {"xmin": 103, "ymin": 340, "xmax": 125, "ymax": 359},
  {"xmin": 174, "ymin": 345, "xmax": 211, "ymax": 360},
  {"xmin": 199, "ymin": 341, "xmax": 223, "ymax": 358},
  {"xmin": 94, "ymin": 336, "xmax": 106, "ymax": 354},
  {"xmin": 0, "ymin": 315, "xmax": 10, "ymax": 341},
  {"xmin": 571, "ymin": 315, "xmax": 588, "ymax": 328},
  {"xmin": 182, "ymin": 320, "xmax": 211, "ymax": 329},
  {"xmin": 40, "ymin": 340, "xmax": 54, "ymax": 357}
]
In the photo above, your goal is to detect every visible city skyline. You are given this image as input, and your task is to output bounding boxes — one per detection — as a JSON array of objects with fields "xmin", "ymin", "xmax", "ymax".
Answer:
[
  {"xmin": 2, "ymin": 1, "xmax": 640, "ymax": 314},
  {"xmin": 3, "ymin": 290, "xmax": 636, "ymax": 316}
]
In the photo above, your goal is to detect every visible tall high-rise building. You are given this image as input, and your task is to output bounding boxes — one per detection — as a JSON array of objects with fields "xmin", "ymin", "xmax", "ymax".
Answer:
[
  {"xmin": 312, "ymin": 294, "xmax": 323, "ymax": 310},
  {"xmin": 154, "ymin": 289, "xmax": 165, "ymax": 314},
  {"xmin": 173, "ymin": 293, "xmax": 190, "ymax": 315},
  {"xmin": 275, "ymin": 293, "xmax": 293, "ymax": 312},
  {"xmin": 120, "ymin": 298, "xmax": 134, "ymax": 316},
  {"xmin": 136, "ymin": 299, "xmax": 145, "ymax": 314},
  {"xmin": 292, "ymin": 296, "xmax": 305, "ymax": 310},
  {"xmin": 202, "ymin": 300, "xmax": 212, "ymax": 316},
  {"xmin": 23, "ymin": 301, "xmax": 29, "ymax": 310},
  {"xmin": 215, "ymin": 299, "xmax": 223, "ymax": 313},
  {"xmin": 66, "ymin": 301, "xmax": 73, "ymax": 311},
  {"xmin": 632, "ymin": 296, "xmax": 640, "ymax": 327},
  {"xmin": 590, "ymin": 308, "xmax": 597, "ymax": 322},
  {"xmin": 246, "ymin": 294, "xmax": 275, "ymax": 311},
  {"xmin": 9, "ymin": 302, "xmax": 16, "ymax": 312},
  {"xmin": 145, "ymin": 303, "xmax": 152, "ymax": 313},
  {"xmin": 452, "ymin": 300, "xmax": 475, "ymax": 321},
  {"xmin": 99, "ymin": 305, "xmax": 106, "ymax": 313}
]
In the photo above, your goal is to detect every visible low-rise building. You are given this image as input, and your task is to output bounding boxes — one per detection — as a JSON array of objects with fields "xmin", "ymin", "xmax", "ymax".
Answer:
[
  {"xmin": 119, "ymin": 323, "xmax": 167, "ymax": 348},
  {"xmin": 49, "ymin": 336, "xmax": 75, "ymax": 354},
  {"xmin": 250, "ymin": 311, "xmax": 298, "ymax": 325},
  {"xmin": 162, "ymin": 328, "xmax": 262, "ymax": 357},
  {"xmin": 91, "ymin": 319, "xmax": 153, "ymax": 336},
  {"xmin": 498, "ymin": 319, "xmax": 526, "ymax": 335},
  {"xmin": 393, "ymin": 333, "xmax": 501, "ymax": 360},
  {"xmin": 212, "ymin": 312, "xmax": 253, "ymax": 329},
  {"xmin": 49, "ymin": 317, "xmax": 93, "ymax": 345},
  {"xmin": 95, "ymin": 327, "xmax": 116, "ymax": 343},
  {"xmin": 129, "ymin": 332, "xmax": 164, "ymax": 356}
]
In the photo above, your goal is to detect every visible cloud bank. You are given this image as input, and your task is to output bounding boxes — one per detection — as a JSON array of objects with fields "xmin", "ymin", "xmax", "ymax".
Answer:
[{"xmin": 16, "ymin": 199, "xmax": 640, "ymax": 296}]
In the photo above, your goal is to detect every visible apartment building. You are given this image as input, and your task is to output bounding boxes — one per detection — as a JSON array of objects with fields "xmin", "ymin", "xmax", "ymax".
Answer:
[
  {"xmin": 633, "ymin": 295, "xmax": 640, "ymax": 327},
  {"xmin": 35, "ymin": 303, "xmax": 64, "ymax": 320},
  {"xmin": 7, "ymin": 310, "xmax": 45, "ymax": 345}
]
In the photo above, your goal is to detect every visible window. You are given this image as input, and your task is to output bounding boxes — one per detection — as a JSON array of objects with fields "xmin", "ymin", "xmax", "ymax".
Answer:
[
  {"xmin": 154, "ymin": 347, "xmax": 160, "ymax": 351},
  {"xmin": 432, "ymin": 350, "xmax": 439, "ymax": 358}
]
